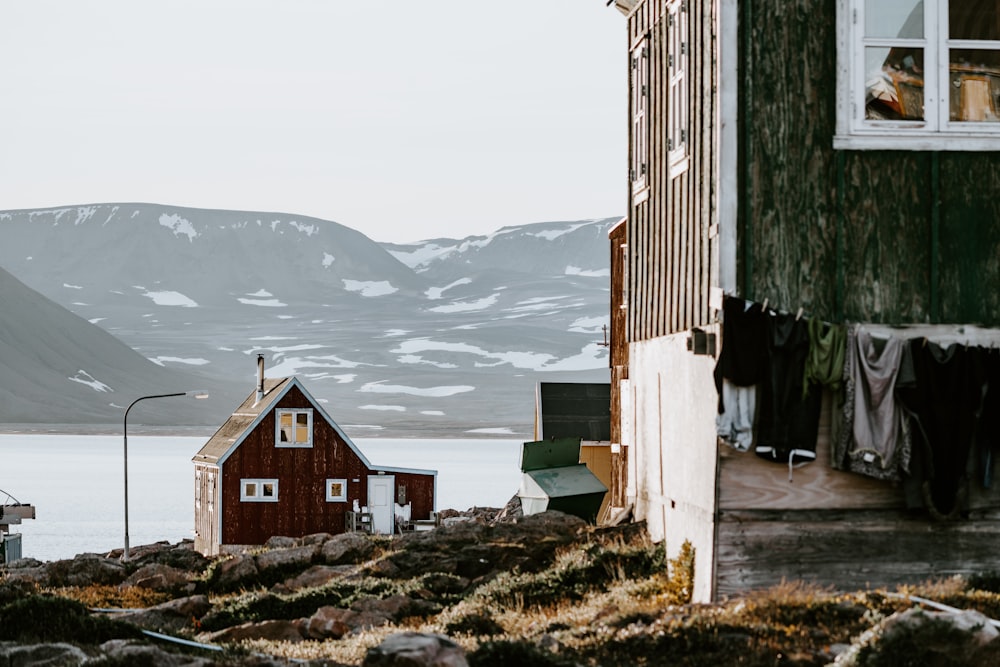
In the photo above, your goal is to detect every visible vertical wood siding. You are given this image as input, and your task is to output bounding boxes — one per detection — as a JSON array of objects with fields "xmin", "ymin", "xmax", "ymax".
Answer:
[
  {"xmin": 746, "ymin": 0, "xmax": 1000, "ymax": 324},
  {"xmin": 628, "ymin": 0, "xmax": 718, "ymax": 341},
  {"xmin": 609, "ymin": 221, "xmax": 629, "ymax": 508}
]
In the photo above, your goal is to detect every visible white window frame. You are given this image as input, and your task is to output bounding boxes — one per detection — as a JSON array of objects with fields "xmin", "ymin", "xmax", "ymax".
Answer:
[
  {"xmin": 835, "ymin": 0, "xmax": 1000, "ymax": 150},
  {"xmin": 241, "ymin": 478, "xmax": 279, "ymax": 502},
  {"xmin": 326, "ymin": 478, "xmax": 348, "ymax": 502},
  {"xmin": 667, "ymin": 0, "xmax": 690, "ymax": 178},
  {"xmin": 630, "ymin": 35, "xmax": 650, "ymax": 197},
  {"xmin": 275, "ymin": 408, "xmax": 313, "ymax": 448}
]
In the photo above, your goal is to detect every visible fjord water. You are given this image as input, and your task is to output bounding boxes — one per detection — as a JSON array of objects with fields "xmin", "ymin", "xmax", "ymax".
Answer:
[{"xmin": 1, "ymin": 434, "xmax": 522, "ymax": 562}]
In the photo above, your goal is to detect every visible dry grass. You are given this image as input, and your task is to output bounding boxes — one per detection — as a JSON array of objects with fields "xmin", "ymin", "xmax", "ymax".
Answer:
[{"xmin": 47, "ymin": 584, "xmax": 170, "ymax": 609}]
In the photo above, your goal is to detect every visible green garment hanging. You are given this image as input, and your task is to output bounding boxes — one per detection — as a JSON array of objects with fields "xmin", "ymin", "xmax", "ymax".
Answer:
[{"xmin": 803, "ymin": 318, "xmax": 847, "ymax": 397}]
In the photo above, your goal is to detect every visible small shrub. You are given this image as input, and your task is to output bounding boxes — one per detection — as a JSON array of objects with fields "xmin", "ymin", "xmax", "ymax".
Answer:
[
  {"xmin": 665, "ymin": 540, "xmax": 695, "ymax": 604},
  {"xmin": 968, "ymin": 571, "xmax": 1000, "ymax": 594},
  {"xmin": 445, "ymin": 611, "xmax": 506, "ymax": 637},
  {"xmin": 468, "ymin": 639, "xmax": 572, "ymax": 667},
  {"xmin": 0, "ymin": 595, "xmax": 143, "ymax": 644}
]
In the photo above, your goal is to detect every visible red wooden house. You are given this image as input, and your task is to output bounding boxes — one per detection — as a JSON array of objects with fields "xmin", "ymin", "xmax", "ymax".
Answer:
[{"xmin": 192, "ymin": 357, "xmax": 436, "ymax": 556}]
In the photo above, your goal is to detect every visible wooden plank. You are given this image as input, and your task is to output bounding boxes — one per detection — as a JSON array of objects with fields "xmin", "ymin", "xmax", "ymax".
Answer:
[{"xmin": 716, "ymin": 509, "xmax": 1000, "ymax": 598}]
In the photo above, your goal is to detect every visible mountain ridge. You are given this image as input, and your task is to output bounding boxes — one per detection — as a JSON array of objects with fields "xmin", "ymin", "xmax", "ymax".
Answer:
[{"xmin": 0, "ymin": 203, "xmax": 617, "ymax": 436}]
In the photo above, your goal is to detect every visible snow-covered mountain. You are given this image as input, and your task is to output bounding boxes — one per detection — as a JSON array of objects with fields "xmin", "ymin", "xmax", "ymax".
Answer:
[{"xmin": 0, "ymin": 204, "xmax": 616, "ymax": 437}]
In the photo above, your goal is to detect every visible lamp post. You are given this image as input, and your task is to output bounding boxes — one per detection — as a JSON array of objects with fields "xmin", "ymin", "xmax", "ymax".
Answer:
[{"xmin": 123, "ymin": 390, "xmax": 208, "ymax": 562}]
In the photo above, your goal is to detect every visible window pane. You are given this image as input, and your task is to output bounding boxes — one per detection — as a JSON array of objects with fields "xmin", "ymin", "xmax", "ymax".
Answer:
[
  {"xmin": 279, "ymin": 413, "xmax": 293, "ymax": 442},
  {"xmin": 950, "ymin": 49, "xmax": 1000, "ymax": 120},
  {"xmin": 262, "ymin": 483, "xmax": 275, "ymax": 497},
  {"xmin": 244, "ymin": 482, "xmax": 256, "ymax": 497},
  {"xmin": 950, "ymin": 0, "xmax": 1000, "ymax": 40},
  {"xmin": 866, "ymin": 0, "xmax": 923, "ymax": 39},
  {"xmin": 866, "ymin": 47, "xmax": 924, "ymax": 119},
  {"xmin": 295, "ymin": 413, "xmax": 309, "ymax": 443}
]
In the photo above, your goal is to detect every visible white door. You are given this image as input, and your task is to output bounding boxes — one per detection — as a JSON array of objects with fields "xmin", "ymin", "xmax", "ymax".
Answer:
[{"xmin": 367, "ymin": 475, "xmax": 395, "ymax": 534}]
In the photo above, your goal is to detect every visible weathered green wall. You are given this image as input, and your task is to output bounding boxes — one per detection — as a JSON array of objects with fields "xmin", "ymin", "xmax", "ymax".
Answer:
[{"xmin": 743, "ymin": 0, "xmax": 1000, "ymax": 326}]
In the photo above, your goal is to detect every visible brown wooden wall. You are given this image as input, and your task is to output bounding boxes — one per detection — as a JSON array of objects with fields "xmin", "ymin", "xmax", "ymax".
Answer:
[
  {"xmin": 215, "ymin": 386, "xmax": 434, "ymax": 548},
  {"xmin": 609, "ymin": 221, "xmax": 630, "ymax": 508},
  {"xmin": 744, "ymin": 0, "xmax": 1000, "ymax": 325},
  {"xmin": 626, "ymin": 0, "xmax": 718, "ymax": 342}
]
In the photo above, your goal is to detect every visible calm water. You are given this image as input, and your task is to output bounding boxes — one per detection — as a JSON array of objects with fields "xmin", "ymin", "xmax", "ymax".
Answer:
[{"xmin": 0, "ymin": 434, "xmax": 522, "ymax": 562}]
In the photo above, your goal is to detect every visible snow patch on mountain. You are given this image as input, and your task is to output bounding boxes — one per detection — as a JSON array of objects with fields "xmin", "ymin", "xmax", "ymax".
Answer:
[
  {"xmin": 150, "ymin": 356, "xmax": 210, "ymax": 366},
  {"xmin": 428, "ymin": 294, "xmax": 499, "ymax": 313},
  {"xmin": 426, "ymin": 278, "xmax": 472, "ymax": 300},
  {"xmin": 159, "ymin": 213, "xmax": 198, "ymax": 241},
  {"xmin": 68, "ymin": 370, "xmax": 112, "ymax": 392},
  {"xmin": 74, "ymin": 206, "xmax": 98, "ymax": 225},
  {"xmin": 64, "ymin": 283, "xmax": 83, "ymax": 289},
  {"xmin": 289, "ymin": 221, "xmax": 318, "ymax": 236},
  {"xmin": 531, "ymin": 221, "xmax": 592, "ymax": 240},
  {"xmin": 238, "ymin": 296, "xmax": 287, "ymax": 307},
  {"xmin": 397, "ymin": 354, "xmax": 458, "ymax": 369},
  {"xmin": 343, "ymin": 279, "xmax": 398, "ymax": 296},
  {"xmin": 267, "ymin": 354, "xmax": 369, "ymax": 376},
  {"xmin": 143, "ymin": 290, "xmax": 198, "ymax": 307},
  {"xmin": 360, "ymin": 404, "xmax": 406, "ymax": 412},
  {"xmin": 359, "ymin": 381, "xmax": 474, "ymax": 397},
  {"xmin": 387, "ymin": 243, "xmax": 453, "ymax": 269},
  {"xmin": 322, "ymin": 252, "xmax": 335, "ymax": 267},
  {"xmin": 565, "ymin": 266, "xmax": 610, "ymax": 278}
]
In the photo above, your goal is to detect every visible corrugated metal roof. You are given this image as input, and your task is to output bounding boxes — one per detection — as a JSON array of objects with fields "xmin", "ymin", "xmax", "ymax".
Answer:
[
  {"xmin": 192, "ymin": 378, "xmax": 290, "ymax": 463},
  {"xmin": 524, "ymin": 464, "xmax": 608, "ymax": 498}
]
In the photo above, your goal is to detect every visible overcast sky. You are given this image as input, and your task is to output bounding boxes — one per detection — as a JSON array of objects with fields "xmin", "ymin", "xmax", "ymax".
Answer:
[{"xmin": 0, "ymin": 2, "xmax": 625, "ymax": 243}]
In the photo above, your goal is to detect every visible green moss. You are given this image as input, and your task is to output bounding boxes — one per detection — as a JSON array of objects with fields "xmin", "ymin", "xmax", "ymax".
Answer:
[{"xmin": 199, "ymin": 577, "xmax": 404, "ymax": 631}]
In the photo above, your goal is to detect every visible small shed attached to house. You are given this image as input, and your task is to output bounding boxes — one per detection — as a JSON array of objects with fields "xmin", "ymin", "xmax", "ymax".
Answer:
[
  {"xmin": 518, "ymin": 437, "xmax": 608, "ymax": 523},
  {"xmin": 192, "ymin": 357, "xmax": 436, "ymax": 556},
  {"xmin": 534, "ymin": 382, "xmax": 613, "ymax": 520}
]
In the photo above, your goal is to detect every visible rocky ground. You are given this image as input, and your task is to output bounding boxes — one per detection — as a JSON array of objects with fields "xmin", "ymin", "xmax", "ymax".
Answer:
[{"xmin": 2, "ymin": 505, "xmax": 1000, "ymax": 666}]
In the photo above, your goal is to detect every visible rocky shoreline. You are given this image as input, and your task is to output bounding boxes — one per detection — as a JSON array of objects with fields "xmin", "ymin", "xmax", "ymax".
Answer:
[{"xmin": 2, "ymin": 506, "xmax": 1000, "ymax": 665}]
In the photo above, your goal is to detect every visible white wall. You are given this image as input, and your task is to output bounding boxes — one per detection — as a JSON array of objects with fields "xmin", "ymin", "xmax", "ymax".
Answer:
[{"xmin": 630, "ymin": 331, "xmax": 719, "ymax": 602}]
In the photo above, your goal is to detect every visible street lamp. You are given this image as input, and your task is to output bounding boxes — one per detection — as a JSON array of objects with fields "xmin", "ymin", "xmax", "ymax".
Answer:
[{"xmin": 123, "ymin": 390, "xmax": 208, "ymax": 562}]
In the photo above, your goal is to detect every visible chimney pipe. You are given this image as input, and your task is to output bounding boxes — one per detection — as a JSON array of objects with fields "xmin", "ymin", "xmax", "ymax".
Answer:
[{"xmin": 256, "ymin": 354, "xmax": 265, "ymax": 403}]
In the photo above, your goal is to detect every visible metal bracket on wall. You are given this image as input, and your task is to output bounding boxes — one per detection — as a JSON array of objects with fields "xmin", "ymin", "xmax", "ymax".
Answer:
[{"xmin": 686, "ymin": 328, "xmax": 716, "ymax": 356}]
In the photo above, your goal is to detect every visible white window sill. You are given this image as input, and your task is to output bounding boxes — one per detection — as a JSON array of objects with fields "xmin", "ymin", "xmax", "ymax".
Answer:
[{"xmin": 834, "ymin": 133, "xmax": 1000, "ymax": 151}]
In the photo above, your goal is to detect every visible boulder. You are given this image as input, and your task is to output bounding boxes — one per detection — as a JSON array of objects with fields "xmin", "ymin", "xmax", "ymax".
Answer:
[
  {"xmin": 835, "ymin": 607, "xmax": 1000, "ymax": 666},
  {"xmin": 123, "ymin": 563, "xmax": 194, "ymax": 594},
  {"xmin": 0, "ymin": 641, "xmax": 89, "ymax": 666},
  {"xmin": 321, "ymin": 532, "xmax": 376, "ymax": 565},
  {"xmin": 206, "ymin": 618, "xmax": 306, "ymax": 643},
  {"xmin": 116, "ymin": 595, "xmax": 212, "ymax": 633},
  {"xmin": 43, "ymin": 554, "xmax": 127, "ymax": 587},
  {"xmin": 255, "ymin": 544, "xmax": 320, "ymax": 572},
  {"xmin": 275, "ymin": 564, "xmax": 356, "ymax": 593},
  {"xmin": 99, "ymin": 639, "xmax": 216, "ymax": 666},
  {"xmin": 264, "ymin": 535, "xmax": 298, "ymax": 550},
  {"xmin": 300, "ymin": 532, "xmax": 334, "ymax": 546},
  {"xmin": 362, "ymin": 632, "xmax": 468, "ymax": 667},
  {"xmin": 304, "ymin": 606, "xmax": 353, "ymax": 640},
  {"xmin": 211, "ymin": 553, "xmax": 259, "ymax": 590}
]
